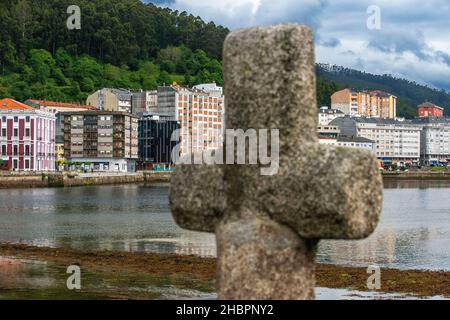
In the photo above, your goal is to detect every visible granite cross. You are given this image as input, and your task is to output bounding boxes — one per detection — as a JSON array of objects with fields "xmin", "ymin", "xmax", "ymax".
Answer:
[{"xmin": 170, "ymin": 24, "xmax": 383, "ymax": 300}]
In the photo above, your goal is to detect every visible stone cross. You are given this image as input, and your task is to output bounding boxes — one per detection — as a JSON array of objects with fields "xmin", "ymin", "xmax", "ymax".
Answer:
[{"xmin": 170, "ymin": 24, "xmax": 383, "ymax": 300}]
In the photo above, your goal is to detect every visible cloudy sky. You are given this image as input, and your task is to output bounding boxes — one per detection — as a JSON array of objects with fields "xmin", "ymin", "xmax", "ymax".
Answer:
[{"xmin": 147, "ymin": 0, "xmax": 450, "ymax": 91}]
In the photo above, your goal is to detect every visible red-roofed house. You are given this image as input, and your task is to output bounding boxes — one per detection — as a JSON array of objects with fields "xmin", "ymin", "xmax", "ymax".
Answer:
[{"xmin": 0, "ymin": 98, "xmax": 56, "ymax": 171}]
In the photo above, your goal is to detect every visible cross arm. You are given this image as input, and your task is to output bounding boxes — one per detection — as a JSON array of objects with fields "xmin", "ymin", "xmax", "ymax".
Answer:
[
  {"xmin": 261, "ymin": 145, "xmax": 383, "ymax": 240},
  {"xmin": 169, "ymin": 161, "xmax": 226, "ymax": 233}
]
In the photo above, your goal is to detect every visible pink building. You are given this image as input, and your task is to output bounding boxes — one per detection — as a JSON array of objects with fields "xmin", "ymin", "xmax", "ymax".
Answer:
[{"xmin": 0, "ymin": 98, "xmax": 56, "ymax": 171}]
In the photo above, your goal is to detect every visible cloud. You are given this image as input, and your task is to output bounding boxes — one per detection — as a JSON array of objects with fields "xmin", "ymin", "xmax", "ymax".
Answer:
[{"xmin": 146, "ymin": 0, "xmax": 450, "ymax": 91}]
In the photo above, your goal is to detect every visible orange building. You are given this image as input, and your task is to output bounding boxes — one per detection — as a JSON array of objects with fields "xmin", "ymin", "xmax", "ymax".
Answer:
[{"xmin": 331, "ymin": 89, "xmax": 397, "ymax": 119}]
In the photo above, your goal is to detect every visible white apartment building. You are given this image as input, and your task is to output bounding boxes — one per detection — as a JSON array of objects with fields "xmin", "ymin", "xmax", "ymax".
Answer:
[
  {"xmin": 318, "ymin": 106, "xmax": 345, "ymax": 125},
  {"xmin": 330, "ymin": 117, "xmax": 421, "ymax": 165},
  {"xmin": 318, "ymin": 136, "xmax": 375, "ymax": 153},
  {"xmin": 152, "ymin": 83, "xmax": 225, "ymax": 157},
  {"xmin": 412, "ymin": 117, "xmax": 450, "ymax": 166}
]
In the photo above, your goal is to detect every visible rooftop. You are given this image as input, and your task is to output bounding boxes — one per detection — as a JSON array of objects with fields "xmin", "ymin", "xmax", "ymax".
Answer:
[
  {"xmin": 26, "ymin": 99, "xmax": 95, "ymax": 110},
  {"xmin": 337, "ymin": 135, "xmax": 375, "ymax": 143},
  {"xmin": 0, "ymin": 98, "xmax": 34, "ymax": 110},
  {"xmin": 418, "ymin": 102, "xmax": 444, "ymax": 110}
]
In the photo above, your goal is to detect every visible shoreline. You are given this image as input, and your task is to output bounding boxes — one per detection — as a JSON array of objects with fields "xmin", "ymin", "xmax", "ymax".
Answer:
[
  {"xmin": 0, "ymin": 171, "xmax": 172, "ymax": 189},
  {"xmin": 1, "ymin": 243, "xmax": 448, "ymax": 299},
  {"xmin": 1, "ymin": 170, "xmax": 450, "ymax": 189}
]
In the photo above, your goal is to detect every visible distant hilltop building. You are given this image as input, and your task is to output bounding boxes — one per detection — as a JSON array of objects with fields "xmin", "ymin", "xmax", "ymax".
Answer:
[
  {"xmin": 418, "ymin": 102, "xmax": 444, "ymax": 118},
  {"xmin": 331, "ymin": 89, "xmax": 397, "ymax": 119},
  {"xmin": 0, "ymin": 98, "xmax": 56, "ymax": 171}
]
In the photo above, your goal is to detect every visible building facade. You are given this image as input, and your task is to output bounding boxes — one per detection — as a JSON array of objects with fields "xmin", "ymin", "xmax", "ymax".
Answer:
[
  {"xmin": 331, "ymin": 89, "xmax": 397, "ymax": 119},
  {"xmin": 412, "ymin": 117, "xmax": 450, "ymax": 166},
  {"xmin": 132, "ymin": 90, "xmax": 158, "ymax": 115},
  {"xmin": 63, "ymin": 111, "xmax": 138, "ymax": 172},
  {"xmin": 0, "ymin": 98, "xmax": 56, "ymax": 171},
  {"xmin": 25, "ymin": 99, "xmax": 96, "ymax": 168},
  {"xmin": 138, "ymin": 113, "xmax": 180, "ymax": 169},
  {"xmin": 330, "ymin": 117, "xmax": 421, "ymax": 166},
  {"xmin": 318, "ymin": 135, "xmax": 375, "ymax": 153},
  {"xmin": 86, "ymin": 89, "xmax": 133, "ymax": 113},
  {"xmin": 418, "ymin": 102, "xmax": 444, "ymax": 118},
  {"xmin": 151, "ymin": 83, "xmax": 225, "ymax": 157},
  {"xmin": 318, "ymin": 106, "xmax": 344, "ymax": 125}
]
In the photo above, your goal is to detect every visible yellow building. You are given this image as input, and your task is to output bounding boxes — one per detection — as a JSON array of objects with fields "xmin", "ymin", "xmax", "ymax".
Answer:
[{"xmin": 331, "ymin": 89, "xmax": 397, "ymax": 119}]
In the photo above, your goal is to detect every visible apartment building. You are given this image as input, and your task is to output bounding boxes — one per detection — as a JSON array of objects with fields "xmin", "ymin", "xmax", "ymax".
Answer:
[
  {"xmin": 330, "ymin": 117, "xmax": 420, "ymax": 166},
  {"xmin": 151, "ymin": 83, "xmax": 225, "ymax": 157},
  {"xmin": 331, "ymin": 89, "xmax": 397, "ymax": 119},
  {"xmin": 86, "ymin": 89, "xmax": 133, "ymax": 113},
  {"xmin": 318, "ymin": 135, "xmax": 375, "ymax": 153},
  {"xmin": 63, "ymin": 111, "xmax": 138, "ymax": 172},
  {"xmin": 418, "ymin": 102, "xmax": 444, "ymax": 118},
  {"xmin": 412, "ymin": 117, "xmax": 450, "ymax": 166},
  {"xmin": 25, "ymin": 99, "xmax": 96, "ymax": 166},
  {"xmin": 138, "ymin": 113, "xmax": 180, "ymax": 169},
  {"xmin": 132, "ymin": 90, "xmax": 158, "ymax": 115},
  {"xmin": 0, "ymin": 98, "xmax": 56, "ymax": 171},
  {"xmin": 318, "ymin": 106, "xmax": 344, "ymax": 125}
]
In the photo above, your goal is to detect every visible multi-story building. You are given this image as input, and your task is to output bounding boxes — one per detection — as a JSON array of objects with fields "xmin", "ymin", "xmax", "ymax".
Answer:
[
  {"xmin": 0, "ymin": 98, "xmax": 55, "ymax": 171},
  {"xmin": 151, "ymin": 83, "xmax": 225, "ymax": 157},
  {"xmin": 317, "ymin": 125, "xmax": 340, "ymax": 138},
  {"xmin": 25, "ymin": 99, "xmax": 96, "ymax": 167},
  {"xmin": 412, "ymin": 117, "xmax": 450, "ymax": 166},
  {"xmin": 132, "ymin": 90, "xmax": 158, "ymax": 115},
  {"xmin": 330, "ymin": 117, "xmax": 421, "ymax": 166},
  {"xmin": 318, "ymin": 135, "xmax": 375, "ymax": 153},
  {"xmin": 418, "ymin": 102, "xmax": 444, "ymax": 118},
  {"xmin": 86, "ymin": 89, "xmax": 133, "ymax": 113},
  {"xmin": 331, "ymin": 89, "xmax": 397, "ymax": 119},
  {"xmin": 63, "ymin": 111, "xmax": 138, "ymax": 172},
  {"xmin": 318, "ymin": 106, "xmax": 344, "ymax": 125},
  {"xmin": 138, "ymin": 113, "xmax": 180, "ymax": 169}
]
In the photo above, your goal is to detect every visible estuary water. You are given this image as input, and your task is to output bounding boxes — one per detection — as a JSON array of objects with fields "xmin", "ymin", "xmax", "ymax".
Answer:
[{"xmin": 0, "ymin": 181, "xmax": 449, "ymax": 271}]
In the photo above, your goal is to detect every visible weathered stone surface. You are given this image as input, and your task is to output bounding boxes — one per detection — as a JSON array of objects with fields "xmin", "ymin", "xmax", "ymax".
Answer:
[
  {"xmin": 217, "ymin": 217, "xmax": 317, "ymax": 300},
  {"xmin": 170, "ymin": 161, "xmax": 225, "ymax": 233},
  {"xmin": 169, "ymin": 23, "xmax": 383, "ymax": 300}
]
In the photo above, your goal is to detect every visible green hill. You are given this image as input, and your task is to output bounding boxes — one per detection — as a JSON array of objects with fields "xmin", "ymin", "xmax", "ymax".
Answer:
[
  {"xmin": 0, "ymin": 0, "xmax": 228, "ymax": 103},
  {"xmin": 317, "ymin": 64, "xmax": 450, "ymax": 118}
]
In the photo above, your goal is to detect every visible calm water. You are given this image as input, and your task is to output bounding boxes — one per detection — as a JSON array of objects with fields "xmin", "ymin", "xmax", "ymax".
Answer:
[{"xmin": 0, "ymin": 181, "xmax": 449, "ymax": 271}]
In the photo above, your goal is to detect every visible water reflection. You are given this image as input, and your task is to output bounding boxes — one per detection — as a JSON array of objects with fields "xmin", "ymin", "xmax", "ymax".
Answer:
[{"xmin": 0, "ymin": 182, "xmax": 449, "ymax": 270}]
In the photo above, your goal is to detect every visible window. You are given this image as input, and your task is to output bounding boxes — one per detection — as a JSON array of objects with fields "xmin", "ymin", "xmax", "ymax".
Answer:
[
  {"xmin": 26, "ymin": 116, "xmax": 30, "ymax": 122},
  {"xmin": 1, "ymin": 128, "xmax": 5, "ymax": 137},
  {"xmin": 25, "ymin": 145, "xmax": 30, "ymax": 156},
  {"xmin": 13, "ymin": 128, "xmax": 18, "ymax": 137},
  {"xmin": 1, "ymin": 116, "xmax": 5, "ymax": 122},
  {"xmin": 25, "ymin": 159, "xmax": 30, "ymax": 169},
  {"xmin": 1, "ymin": 145, "xmax": 5, "ymax": 155},
  {"xmin": 13, "ymin": 145, "xmax": 18, "ymax": 155},
  {"xmin": 25, "ymin": 128, "xmax": 30, "ymax": 137},
  {"xmin": 13, "ymin": 116, "xmax": 18, "ymax": 123}
]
